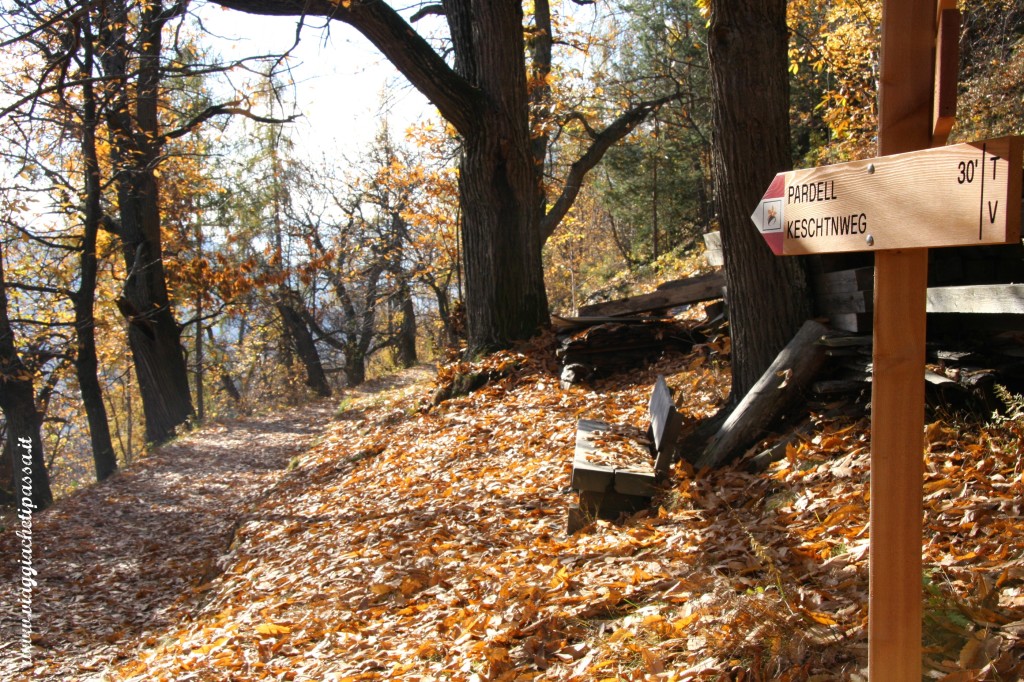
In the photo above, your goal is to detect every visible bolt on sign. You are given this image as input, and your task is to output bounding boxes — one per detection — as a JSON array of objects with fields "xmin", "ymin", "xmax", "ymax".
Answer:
[{"xmin": 751, "ymin": 137, "xmax": 1022, "ymax": 256}]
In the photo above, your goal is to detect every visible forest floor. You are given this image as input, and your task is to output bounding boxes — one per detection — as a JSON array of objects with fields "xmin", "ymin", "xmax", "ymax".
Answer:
[{"xmin": 3, "ymin": 332, "xmax": 1024, "ymax": 681}]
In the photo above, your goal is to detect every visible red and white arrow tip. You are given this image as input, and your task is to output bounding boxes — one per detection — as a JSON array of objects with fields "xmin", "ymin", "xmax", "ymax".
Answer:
[{"xmin": 750, "ymin": 173, "xmax": 786, "ymax": 255}]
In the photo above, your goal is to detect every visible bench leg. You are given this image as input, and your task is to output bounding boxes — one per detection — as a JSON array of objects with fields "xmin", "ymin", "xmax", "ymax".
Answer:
[{"xmin": 567, "ymin": 489, "xmax": 651, "ymax": 533}]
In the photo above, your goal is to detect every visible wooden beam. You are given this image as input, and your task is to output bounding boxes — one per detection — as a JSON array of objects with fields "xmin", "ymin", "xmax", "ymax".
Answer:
[
  {"xmin": 932, "ymin": 9, "xmax": 961, "ymax": 145},
  {"xmin": 870, "ymin": 251, "xmax": 928, "ymax": 682},
  {"xmin": 816, "ymin": 290, "xmax": 873, "ymax": 314},
  {"xmin": 576, "ymin": 272, "xmax": 725, "ymax": 317},
  {"xmin": 926, "ymin": 283, "xmax": 1024, "ymax": 314},
  {"xmin": 695, "ymin": 320, "xmax": 829, "ymax": 469},
  {"xmin": 870, "ymin": 1, "xmax": 935, "ymax": 678}
]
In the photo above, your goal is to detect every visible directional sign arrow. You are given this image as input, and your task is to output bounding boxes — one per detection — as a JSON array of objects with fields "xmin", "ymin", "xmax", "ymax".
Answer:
[{"xmin": 751, "ymin": 136, "xmax": 1022, "ymax": 255}]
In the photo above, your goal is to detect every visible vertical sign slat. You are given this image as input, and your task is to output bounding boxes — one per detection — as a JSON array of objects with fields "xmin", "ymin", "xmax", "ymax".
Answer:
[{"xmin": 869, "ymin": 1, "xmax": 934, "ymax": 679}]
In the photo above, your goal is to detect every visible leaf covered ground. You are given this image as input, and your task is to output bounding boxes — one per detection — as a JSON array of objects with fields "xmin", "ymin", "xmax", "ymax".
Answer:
[{"xmin": 3, "ymin": 331, "xmax": 1024, "ymax": 681}]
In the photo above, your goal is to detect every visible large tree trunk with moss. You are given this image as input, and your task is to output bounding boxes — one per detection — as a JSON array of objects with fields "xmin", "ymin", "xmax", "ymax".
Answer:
[{"xmin": 707, "ymin": 0, "xmax": 813, "ymax": 399}]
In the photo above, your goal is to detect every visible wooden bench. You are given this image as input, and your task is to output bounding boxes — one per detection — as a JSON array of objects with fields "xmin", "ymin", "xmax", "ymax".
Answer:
[{"xmin": 567, "ymin": 375, "xmax": 682, "ymax": 533}]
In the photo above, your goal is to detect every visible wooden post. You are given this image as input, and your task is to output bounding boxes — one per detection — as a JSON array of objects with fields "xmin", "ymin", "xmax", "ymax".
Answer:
[
  {"xmin": 932, "ymin": 6, "xmax": 961, "ymax": 145},
  {"xmin": 870, "ymin": 1, "xmax": 935, "ymax": 678}
]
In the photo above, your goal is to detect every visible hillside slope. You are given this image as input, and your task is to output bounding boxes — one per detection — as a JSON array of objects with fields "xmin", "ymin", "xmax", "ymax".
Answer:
[{"xmin": 3, "ymin": 334, "xmax": 1024, "ymax": 681}]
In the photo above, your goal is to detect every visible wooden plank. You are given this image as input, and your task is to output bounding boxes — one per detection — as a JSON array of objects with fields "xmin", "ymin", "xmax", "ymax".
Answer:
[
  {"xmin": 869, "ymin": 1, "xmax": 933, "ymax": 677},
  {"xmin": 926, "ymin": 284, "xmax": 1024, "ymax": 314},
  {"xmin": 827, "ymin": 312, "xmax": 872, "ymax": 334},
  {"xmin": 551, "ymin": 315, "xmax": 673, "ymax": 332},
  {"xmin": 570, "ymin": 459, "xmax": 614, "ymax": 493},
  {"xmin": 649, "ymin": 375, "xmax": 682, "ymax": 475},
  {"xmin": 750, "ymin": 136, "xmax": 1023, "ymax": 256},
  {"xmin": 577, "ymin": 272, "xmax": 725, "ymax": 317},
  {"xmin": 814, "ymin": 266, "xmax": 874, "ymax": 295},
  {"xmin": 703, "ymin": 231, "xmax": 724, "ymax": 267},
  {"xmin": 821, "ymin": 282, "xmax": 1024, "ymax": 315},
  {"xmin": 816, "ymin": 290, "xmax": 873, "ymax": 314},
  {"xmin": 613, "ymin": 469, "xmax": 658, "ymax": 497},
  {"xmin": 820, "ymin": 335, "xmax": 873, "ymax": 348},
  {"xmin": 695, "ymin": 320, "xmax": 830, "ymax": 469},
  {"xmin": 572, "ymin": 419, "xmax": 615, "ymax": 492},
  {"xmin": 932, "ymin": 9, "xmax": 960, "ymax": 145}
]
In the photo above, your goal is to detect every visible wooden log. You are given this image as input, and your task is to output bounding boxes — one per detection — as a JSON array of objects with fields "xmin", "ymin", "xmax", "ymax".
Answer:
[
  {"xmin": 577, "ymin": 272, "xmax": 725, "ymax": 317},
  {"xmin": 695, "ymin": 319, "xmax": 831, "ymax": 469}
]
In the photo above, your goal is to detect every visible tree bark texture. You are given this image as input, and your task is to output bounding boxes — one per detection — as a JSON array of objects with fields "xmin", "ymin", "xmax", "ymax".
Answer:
[
  {"xmin": 451, "ymin": 0, "xmax": 550, "ymax": 351},
  {"xmin": 98, "ymin": 0, "xmax": 195, "ymax": 444},
  {"xmin": 707, "ymin": 0, "xmax": 813, "ymax": 399},
  {"xmin": 0, "ymin": 249, "xmax": 53, "ymax": 510}
]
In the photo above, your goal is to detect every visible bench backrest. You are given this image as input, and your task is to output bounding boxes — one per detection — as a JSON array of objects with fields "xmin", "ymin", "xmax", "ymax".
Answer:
[{"xmin": 649, "ymin": 375, "xmax": 682, "ymax": 475}]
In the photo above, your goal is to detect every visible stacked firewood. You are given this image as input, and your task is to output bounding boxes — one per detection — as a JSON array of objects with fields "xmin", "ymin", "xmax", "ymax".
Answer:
[{"xmin": 555, "ymin": 317, "xmax": 705, "ymax": 386}]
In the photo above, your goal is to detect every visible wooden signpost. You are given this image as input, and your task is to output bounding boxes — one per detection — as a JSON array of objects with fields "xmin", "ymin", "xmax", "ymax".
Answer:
[{"xmin": 749, "ymin": 3, "xmax": 1022, "ymax": 679}]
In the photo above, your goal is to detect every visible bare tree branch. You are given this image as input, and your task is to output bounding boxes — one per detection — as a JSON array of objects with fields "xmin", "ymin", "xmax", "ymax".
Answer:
[
  {"xmin": 410, "ymin": 4, "xmax": 444, "ymax": 22},
  {"xmin": 540, "ymin": 91, "xmax": 685, "ymax": 242},
  {"xmin": 161, "ymin": 101, "xmax": 300, "ymax": 142}
]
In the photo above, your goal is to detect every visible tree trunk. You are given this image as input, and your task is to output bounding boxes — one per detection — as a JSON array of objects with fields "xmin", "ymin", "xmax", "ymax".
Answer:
[
  {"xmin": 344, "ymin": 351, "xmax": 367, "ymax": 387},
  {"xmin": 76, "ymin": 34, "xmax": 118, "ymax": 481},
  {"xmin": 195, "ymin": 316, "xmax": 205, "ymax": 421},
  {"xmin": 0, "ymin": 248, "xmax": 53, "ymax": 510},
  {"xmin": 276, "ymin": 297, "xmax": 332, "ymax": 397},
  {"xmin": 707, "ymin": 0, "xmax": 812, "ymax": 399},
  {"xmin": 99, "ymin": 0, "xmax": 194, "ymax": 445},
  {"xmin": 454, "ymin": 0, "xmax": 549, "ymax": 351},
  {"xmin": 219, "ymin": 370, "xmax": 243, "ymax": 401},
  {"xmin": 430, "ymin": 282, "xmax": 459, "ymax": 348},
  {"xmin": 393, "ymin": 278, "xmax": 418, "ymax": 368}
]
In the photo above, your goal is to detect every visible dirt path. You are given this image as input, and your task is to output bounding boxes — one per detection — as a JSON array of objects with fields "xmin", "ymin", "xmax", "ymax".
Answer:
[{"xmin": 0, "ymin": 401, "xmax": 337, "ymax": 681}]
